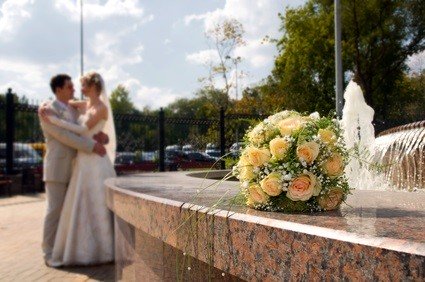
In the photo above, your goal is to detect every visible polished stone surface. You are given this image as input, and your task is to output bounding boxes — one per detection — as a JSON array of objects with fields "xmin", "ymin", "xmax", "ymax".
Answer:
[{"xmin": 107, "ymin": 171, "xmax": 425, "ymax": 281}]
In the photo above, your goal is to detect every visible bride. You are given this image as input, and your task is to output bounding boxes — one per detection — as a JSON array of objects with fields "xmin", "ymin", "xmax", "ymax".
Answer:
[{"xmin": 42, "ymin": 72, "xmax": 116, "ymax": 266}]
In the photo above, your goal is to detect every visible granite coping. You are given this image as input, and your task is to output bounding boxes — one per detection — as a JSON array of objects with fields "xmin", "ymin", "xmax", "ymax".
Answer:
[{"xmin": 106, "ymin": 171, "xmax": 425, "ymax": 280}]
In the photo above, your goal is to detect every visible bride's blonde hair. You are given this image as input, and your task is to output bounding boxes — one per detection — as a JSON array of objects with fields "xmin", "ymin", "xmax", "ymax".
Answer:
[{"xmin": 81, "ymin": 72, "xmax": 103, "ymax": 95}]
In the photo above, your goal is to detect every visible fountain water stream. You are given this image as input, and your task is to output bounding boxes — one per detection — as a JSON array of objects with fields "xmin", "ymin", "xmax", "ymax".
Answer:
[{"xmin": 341, "ymin": 80, "xmax": 424, "ymax": 191}]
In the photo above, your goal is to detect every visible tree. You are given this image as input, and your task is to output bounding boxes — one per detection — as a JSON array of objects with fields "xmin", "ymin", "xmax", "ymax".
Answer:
[
  {"xmin": 273, "ymin": 0, "xmax": 425, "ymax": 121},
  {"xmin": 201, "ymin": 18, "xmax": 246, "ymax": 107},
  {"xmin": 109, "ymin": 85, "xmax": 136, "ymax": 114}
]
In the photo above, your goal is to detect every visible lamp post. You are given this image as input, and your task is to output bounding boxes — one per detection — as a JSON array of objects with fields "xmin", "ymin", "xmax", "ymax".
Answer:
[
  {"xmin": 225, "ymin": 55, "xmax": 242, "ymax": 144},
  {"xmin": 80, "ymin": 0, "xmax": 84, "ymax": 99},
  {"xmin": 335, "ymin": 0, "xmax": 343, "ymax": 118}
]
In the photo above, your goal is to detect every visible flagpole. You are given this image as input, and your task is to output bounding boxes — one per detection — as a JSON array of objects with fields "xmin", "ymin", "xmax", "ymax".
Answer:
[
  {"xmin": 335, "ymin": 0, "xmax": 343, "ymax": 118},
  {"xmin": 80, "ymin": 0, "xmax": 84, "ymax": 99}
]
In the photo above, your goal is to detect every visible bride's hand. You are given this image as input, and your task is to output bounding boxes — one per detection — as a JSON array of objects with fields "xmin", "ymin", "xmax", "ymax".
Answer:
[{"xmin": 38, "ymin": 106, "xmax": 54, "ymax": 123}]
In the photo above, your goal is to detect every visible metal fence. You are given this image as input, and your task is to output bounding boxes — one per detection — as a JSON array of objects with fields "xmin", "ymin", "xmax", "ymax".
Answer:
[
  {"xmin": 0, "ymin": 89, "xmax": 265, "ymax": 195},
  {"xmin": 2, "ymin": 87, "xmax": 423, "ymax": 194}
]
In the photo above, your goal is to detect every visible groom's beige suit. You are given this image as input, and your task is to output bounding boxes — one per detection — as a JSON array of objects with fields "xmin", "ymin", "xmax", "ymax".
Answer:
[{"xmin": 39, "ymin": 100, "xmax": 95, "ymax": 260}]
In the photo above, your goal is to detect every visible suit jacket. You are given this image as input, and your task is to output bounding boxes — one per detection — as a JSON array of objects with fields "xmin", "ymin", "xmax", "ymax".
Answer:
[{"xmin": 40, "ymin": 100, "xmax": 95, "ymax": 184}]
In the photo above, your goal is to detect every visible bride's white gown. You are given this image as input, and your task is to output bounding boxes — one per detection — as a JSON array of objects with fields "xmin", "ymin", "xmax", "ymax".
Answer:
[{"xmin": 48, "ymin": 113, "xmax": 116, "ymax": 266}]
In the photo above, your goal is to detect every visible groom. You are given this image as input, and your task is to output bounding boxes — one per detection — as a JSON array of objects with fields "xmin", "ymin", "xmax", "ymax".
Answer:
[{"xmin": 39, "ymin": 74, "xmax": 108, "ymax": 265}]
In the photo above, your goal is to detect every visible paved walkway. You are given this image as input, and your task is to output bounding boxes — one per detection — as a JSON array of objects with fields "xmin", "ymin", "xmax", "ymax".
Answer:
[{"xmin": 0, "ymin": 194, "xmax": 114, "ymax": 281}]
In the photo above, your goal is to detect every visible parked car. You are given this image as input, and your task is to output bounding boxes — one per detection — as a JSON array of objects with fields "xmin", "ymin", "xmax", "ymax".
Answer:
[
  {"xmin": 182, "ymin": 144, "xmax": 194, "ymax": 153},
  {"xmin": 164, "ymin": 149, "xmax": 218, "ymax": 171},
  {"xmin": 0, "ymin": 143, "xmax": 43, "ymax": 173},
  {"xmin": 205, "ymin": 143, "xmax": 221, "ymax": 160},
  {"xmin": 165, "ymin": 144, "xmax": 182, "ymax": 151},
  {"xmin": 229, "ymin": 142, "xmax": 244, "ymax": 158},
  {"xmin": 178, "ymin": 152, "xmax": 217, "ymax": 170},
  {"xmin": 114, "ymin": 151, "xmax": 157, "ymax": 175}
]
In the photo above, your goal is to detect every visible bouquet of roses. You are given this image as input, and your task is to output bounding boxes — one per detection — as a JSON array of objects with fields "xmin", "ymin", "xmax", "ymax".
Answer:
[{"xmin": 232, "ymin": 111, "xmax": 350, "ymax": 213}]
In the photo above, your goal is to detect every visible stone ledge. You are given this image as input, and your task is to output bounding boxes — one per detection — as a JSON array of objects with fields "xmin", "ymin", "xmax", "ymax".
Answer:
[{"xmin": 106, "ymin": 171, "xmax": 425, "ymax": 281}]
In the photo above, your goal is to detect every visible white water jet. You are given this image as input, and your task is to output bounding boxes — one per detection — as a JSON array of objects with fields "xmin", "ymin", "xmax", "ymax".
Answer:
[{"xmin": 341, "ymin": 80, "xmax": 390, "ymax": 190}]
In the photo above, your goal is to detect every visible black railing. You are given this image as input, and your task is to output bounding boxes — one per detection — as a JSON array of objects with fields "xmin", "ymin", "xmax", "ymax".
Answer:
[{"xmin": 3, "ymin": 87, "xmax": 423, "ymax": 194}]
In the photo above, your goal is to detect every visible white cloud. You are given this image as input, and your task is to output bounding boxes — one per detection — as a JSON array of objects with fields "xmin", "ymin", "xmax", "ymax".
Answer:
[
  {"xmin": 164, "ymin": 38, "xmax": 171, "ymax": 45},
  {"xmin": 0, "ymin": 55, "xmax": 80, "ymax": 100},
  {"xmin": 184, "ymin": 13, "xmax": 206, "ymax": 26},
  {"xmin": 54, "ymin": 0, "xmax": 148, "ymax": 22},
  {"xmin": 183, "ymin": 0, "xmax": 284, "ymax": 68},
  {"xmin": 121, "ymin": 78, "xmax": 185, "ymax": 109},
  {"xmin": 0, "ymin": 0, "xmax": 34, "ymax": 40},
  {"xmin": 407, "ymin": 51, "xmax": 425, "ymax": 75},
  {"xmin": 186, "ymin": 49, "xmax": 219, "ymax": 65}
]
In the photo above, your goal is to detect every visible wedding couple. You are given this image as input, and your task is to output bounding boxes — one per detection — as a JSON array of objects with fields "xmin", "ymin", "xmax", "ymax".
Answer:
[{"xmin": 39, "ymin": 72, "xmax": 116, "ymax": 267}]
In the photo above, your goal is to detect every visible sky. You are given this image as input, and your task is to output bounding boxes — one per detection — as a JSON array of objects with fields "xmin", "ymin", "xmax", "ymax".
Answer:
[{"xmin": 0, "ymin": 0, "xmax": 423, "ymax": 109}]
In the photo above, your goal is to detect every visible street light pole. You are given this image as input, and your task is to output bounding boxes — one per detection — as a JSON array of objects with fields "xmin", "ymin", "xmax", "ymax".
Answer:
[
  {"xmin": 80, "ymin": 0, "xmax": 84, "ymax": 99},
  {"xmin": 335, "ymin": 0, "xmax": 343, "ymax": 118}
]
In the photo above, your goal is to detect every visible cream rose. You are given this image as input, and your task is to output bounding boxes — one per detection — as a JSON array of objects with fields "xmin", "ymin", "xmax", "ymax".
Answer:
[
  {"xmin": 318, "ymin": 187, "xmax": 344, "ymax": 211},
  {"xmin": 238, "ymin": 165, "xmax": 255, "ymax": 181},
  {"xmin": 318, "ymin": 128, "xmax": 337, "ymax": 145},
  {"xmin": 238, "ymin": 153, "xmax": 250, "ymax": 166},
  {"xmin": 296, "ymin": 141, "xmax": 320, "ymax": 164},
  {"xmin": 245, "ymin": 147, "xmax": 271, "ymax": 167},
  {"xmin": 248, "ymin": 184, "xmax": 269, "ymax": 204},
  {"xmin": 247, "ymin": 122, "xmax": 269, "ymax": 145},
  {"xmin": 286, "ymin": 172, "xmax": 318, "ymax": 201},
  {"xmin": 322, "ymin": 153, "xmax": 344, "ymax": 178},
  {"xmin": 260, "ymin": 172, "xmax": 282, "ymax": 196},
  {"xmin": 269, "ymin": 137, "xmax": 290, "ymax": 160},
  {"xmin": 278, "ymin": 116, "xmax": 305, "ymax": 136}
]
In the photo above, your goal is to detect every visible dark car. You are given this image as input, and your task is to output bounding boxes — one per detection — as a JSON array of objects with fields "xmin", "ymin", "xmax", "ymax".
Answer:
[
  {"xmin": 165, "ymin": 150, "xmax": 218, "ymax": 171},
  {"xmin": 114, "ymin": 151, "xmax": 157, "ymax": 175},
  {"xmin": 0, "ymin": 143, "xmax": 43, "ymax": 173}
]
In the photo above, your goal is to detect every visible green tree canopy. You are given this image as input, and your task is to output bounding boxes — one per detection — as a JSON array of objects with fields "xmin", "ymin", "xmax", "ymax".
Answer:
[
  {"xmin": 109, "ymin": 85, "xmax": 136, "ymax": 114},
  {"xmin": 272, "ymin": 0, "xmax": 425, "ymax": 121}
]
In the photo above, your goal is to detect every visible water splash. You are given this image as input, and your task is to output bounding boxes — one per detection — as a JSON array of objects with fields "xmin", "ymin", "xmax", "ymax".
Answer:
[
  {"xmin": 373, "ymin": 123, "xmax": 425, "ymax": 191},
  {"xmin": 341, "ymin": 80, "xmax": 390, "ymax": 190}
]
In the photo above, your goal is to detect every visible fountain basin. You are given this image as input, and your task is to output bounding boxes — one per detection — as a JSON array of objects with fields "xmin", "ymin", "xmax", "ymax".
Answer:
[{"xmin": 106, "ymin": 171, "xmax": 425, "ymax": 281}]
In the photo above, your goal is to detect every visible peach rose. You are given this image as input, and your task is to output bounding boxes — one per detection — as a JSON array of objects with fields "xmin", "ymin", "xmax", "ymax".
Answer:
[
  {"xmin": 260, "ymin": 172, "xmax": 282, "ymax": 196},
  {"xmin": 278, "ymin": 116, "xmax": 305, "ymax": 136},
  {"xmin": 296, "ymin": 141, "xmax": 320, "ymax": 164},
  {"xmin": 286, "ymin": 172, "xmax": 318, "ymax": 201},
  {"xmin": 322, "ymin": 153, "xmax": 344, "ymax": 178},
  {"xmin": 247, "ymin": 122, "xmax": 269, "ymax": 145},
  {"xmin": 248, "ymin": 184, "xmax": 269, "ymax": 204},
  {"xmin": 238, "ymin": 153, "xmax": 250, "ymax": 166},
  {"xmin": 318, "ymin": 128, "xmax": 337, "ymax": 145},
  {"xmin": 318, "ymin": 187, "xmax": 344, "ymax": 211},
  {"xmin": 246, "ymin": 147, "xmax": 271, "ymax": 167},
  {"xmin": 269, "ymin": 137, "xmax": 290, "ymax": 160},
  {"xmin": 238, "ymin": 165, "xmax": 255, "ymax": 181}
]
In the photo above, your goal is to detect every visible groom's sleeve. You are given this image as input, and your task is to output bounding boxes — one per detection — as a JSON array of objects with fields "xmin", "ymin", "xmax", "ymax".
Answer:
[{"xmin": 41, "ymin": 121, "xmax": 95, "ymax": 153}]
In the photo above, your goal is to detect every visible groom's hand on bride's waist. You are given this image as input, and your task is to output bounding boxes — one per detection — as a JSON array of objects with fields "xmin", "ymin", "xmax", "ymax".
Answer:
[
  {"xmin": 93, "ymin": 132, "xmax": 109, "ymax": 145},
  {"xmin": 93, "ymin": 142, "xmax": 106, "ymax": 157}
]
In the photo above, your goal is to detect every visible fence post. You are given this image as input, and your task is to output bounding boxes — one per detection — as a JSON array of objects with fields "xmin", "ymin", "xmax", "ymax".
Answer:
[
  {"xmin": 220, "ymin": 107, "xmax": 225, "ymax": 169},
  {"xmin": 158, "ymin": 108, "xmax": 165, "ymax": 172},
  {"xmin": 5, "ymin": 88, "xmax": 15, "ymax": 175}
]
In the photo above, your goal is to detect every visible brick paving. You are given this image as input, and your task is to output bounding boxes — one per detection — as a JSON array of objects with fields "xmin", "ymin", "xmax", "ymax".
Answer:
[{"xmin": 0, "ymin": 194, "xmax": 115, "ymax": 281}]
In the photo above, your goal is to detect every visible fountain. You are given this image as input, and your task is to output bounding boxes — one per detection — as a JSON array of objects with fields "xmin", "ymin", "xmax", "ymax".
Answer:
[
  {"xmin": 374, "ymin": 122, "xmax": 425, "ymax": 190},
  {"xmin": 341, "ymin": 80, "xmax": 424, "ymax": 191},
  {"xmin": 105, "ymin": 81, "xmax": 424, "ymax": 281}
]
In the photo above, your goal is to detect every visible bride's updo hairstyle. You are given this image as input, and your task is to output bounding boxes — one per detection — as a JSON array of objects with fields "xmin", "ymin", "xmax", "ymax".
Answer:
[{"xmin": 81, "ymin": 72, "xmax": 103, "ymax": 95}]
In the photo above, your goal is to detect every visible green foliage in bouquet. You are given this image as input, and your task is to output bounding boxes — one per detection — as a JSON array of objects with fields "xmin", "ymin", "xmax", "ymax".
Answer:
[{"xmin": 232, "ymin": 110, "xmax": 351, "ymax": 212}]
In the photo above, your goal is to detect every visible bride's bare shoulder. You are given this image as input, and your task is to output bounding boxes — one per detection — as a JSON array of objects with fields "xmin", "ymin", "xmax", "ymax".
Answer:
[
  {"xmin": 93, "ymin": 101, "xmax": 108, "ymax": 118},
  {"xmin": 69, "ymin": 100, "xmax": 88, "ymax": 109}
]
